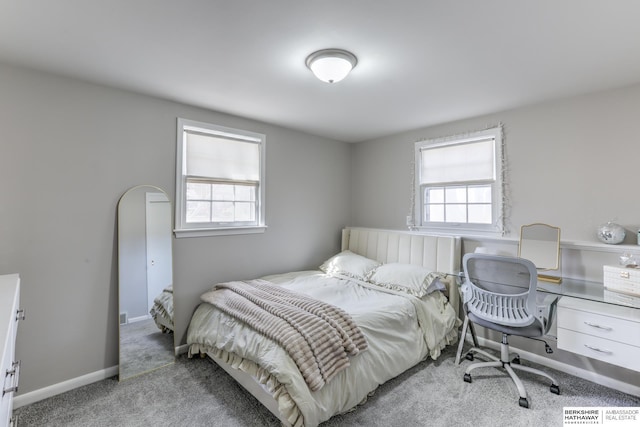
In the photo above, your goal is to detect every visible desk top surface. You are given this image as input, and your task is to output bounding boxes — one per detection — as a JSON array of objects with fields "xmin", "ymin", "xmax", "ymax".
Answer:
[{"xmin": 538, "ymin": 277, "xmax": 639, "ymax": 309}]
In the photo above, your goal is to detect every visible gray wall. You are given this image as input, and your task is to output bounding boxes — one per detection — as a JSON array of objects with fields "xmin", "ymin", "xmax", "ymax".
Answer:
[
  {"xmin": 350, "ymin": 83, "xmax": 640, "ymax": 388},
  {"xmin": 0, "ymin": 63, "xmax": 351, "ymax": 394},
  {"xmin": 352, "ymin": 83, "xmax": 640, "ymax": 242}
]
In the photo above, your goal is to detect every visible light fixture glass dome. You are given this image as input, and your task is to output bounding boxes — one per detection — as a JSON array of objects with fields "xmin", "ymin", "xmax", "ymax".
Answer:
[{"xmin": 306, "ymin": 49, "xmax": 357, "ymax": 83}]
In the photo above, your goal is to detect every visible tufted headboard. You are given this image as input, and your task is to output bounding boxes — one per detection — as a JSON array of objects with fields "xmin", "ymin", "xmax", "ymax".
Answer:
[{"xmin": 341, "ymin": 227, "xmax": 462, "ymax": 315}]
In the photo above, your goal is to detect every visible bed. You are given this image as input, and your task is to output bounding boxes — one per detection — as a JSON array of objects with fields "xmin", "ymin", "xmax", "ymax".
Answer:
[
  {"xmin": 186, "ymin": 227, "xmax": 461, "ymax": 427},
  {"xmin": 150, "ymin": 285, "xmax": 174, "ymax": 333}
]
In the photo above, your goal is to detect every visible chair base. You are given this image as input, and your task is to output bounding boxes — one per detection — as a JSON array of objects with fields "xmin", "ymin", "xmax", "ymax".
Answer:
[{"xmin": 463, "ymin": 333, "xmax": 560, "ymax": 408}]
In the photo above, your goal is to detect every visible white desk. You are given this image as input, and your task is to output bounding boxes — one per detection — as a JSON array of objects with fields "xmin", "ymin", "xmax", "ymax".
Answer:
[{"xmin": 456, "ymin": 277, "xmax": 640, "ymax": 372}]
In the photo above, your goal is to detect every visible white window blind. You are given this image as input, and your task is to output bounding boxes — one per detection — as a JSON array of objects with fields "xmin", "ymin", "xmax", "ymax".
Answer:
[
  {"xmin": 185, "ymin": 131, "xmax": 260, "ymax": 182},
  {"xmin": 419, "ymin": 138, "xmax": 495, "ymax": 185}
]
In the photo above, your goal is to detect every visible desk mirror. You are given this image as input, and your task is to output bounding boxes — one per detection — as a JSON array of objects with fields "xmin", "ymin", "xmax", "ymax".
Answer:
[
  {"xmin": 518, "ymin": 223, "xmax": 561, "ymax": 283},
  {"xmin": 118, "ymin": 185, "xmax": 175, "ymax": 381}
]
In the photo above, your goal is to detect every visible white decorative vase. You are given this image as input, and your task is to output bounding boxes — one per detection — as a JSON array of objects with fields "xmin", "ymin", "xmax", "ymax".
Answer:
[{"xmin": 597, "ymin": 222, "xmax": 626, "ymax": 244}]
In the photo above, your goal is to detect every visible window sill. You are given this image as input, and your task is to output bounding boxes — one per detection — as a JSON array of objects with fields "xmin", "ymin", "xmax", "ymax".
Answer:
[{"xmin": 174, "ymin": 225, "xmax": 267, "ymax": 238}]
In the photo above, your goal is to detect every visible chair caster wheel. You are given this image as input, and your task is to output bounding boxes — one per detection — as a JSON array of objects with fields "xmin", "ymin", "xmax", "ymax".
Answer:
[
  {"xmin": 550, "ymin": 384, "xmax": 560, "ymax": 395},
  {"xmin": 512, "ymin": 356, "xmax": 521, "ymax": 365},
  {"xmin": 463, "ymin": 373, "xmax": 472, "ymax": 383},
  {"xmin": 519, "ymin": 397, "xmax": 529, "ymax": 408},
  {"xmin": 465, "ymin": 353, "xmax": 474, "ymax": 361}
]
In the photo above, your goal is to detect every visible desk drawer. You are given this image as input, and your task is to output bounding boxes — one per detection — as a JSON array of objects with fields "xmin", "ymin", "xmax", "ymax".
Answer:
[
  {"xmin": 1, "ymin": 275, "xmax": 20, "ymax": 427},
  {"xmin": 1, "ymin": 327, "xmax": 15, "ymax": 427},
  {"xmin": 557, "ymin": 306, "xmax": 640, "ymax": 347},
  {"xmin": 558, "ymin": 328, "xmax": 640, "ymax": 372}
]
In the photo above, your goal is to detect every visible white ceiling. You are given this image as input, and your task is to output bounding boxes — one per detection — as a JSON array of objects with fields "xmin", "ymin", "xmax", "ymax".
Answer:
[{"xmin": 2, "ymin": 1, "xmax": 640, "ymax": 142}]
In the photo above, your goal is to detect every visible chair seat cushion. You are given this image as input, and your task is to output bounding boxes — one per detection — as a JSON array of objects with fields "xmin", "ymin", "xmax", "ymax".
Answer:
[{"xmin": 468, "ymin": 312, "xmax": 545, "ymax": 337}]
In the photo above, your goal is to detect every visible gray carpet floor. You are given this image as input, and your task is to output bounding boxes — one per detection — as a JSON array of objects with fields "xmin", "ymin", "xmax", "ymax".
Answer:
[
  {"xmin": 14, "ymin": 345, "xmax": 639, "ymax": 427},
  {"xmin": 119, "ymin": 318, "xmax": 174, "ymax": 380}
]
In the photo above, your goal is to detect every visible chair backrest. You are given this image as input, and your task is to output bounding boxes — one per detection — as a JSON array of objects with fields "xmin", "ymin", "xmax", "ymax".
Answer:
[{"xmin": 461, "ymin": 253, "xmax": 539, "ymax": 328}]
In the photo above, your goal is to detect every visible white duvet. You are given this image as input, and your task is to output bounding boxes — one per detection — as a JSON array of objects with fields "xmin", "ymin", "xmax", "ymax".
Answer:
[{"xmin": 187, "ymin": 270, "xmax": 458, "ymax": 427}]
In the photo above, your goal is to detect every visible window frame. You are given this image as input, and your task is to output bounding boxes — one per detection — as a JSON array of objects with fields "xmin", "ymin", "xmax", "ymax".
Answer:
[
  {"xmin": 174, "ymin": 118, "xmax": 266, "ymax": 238},
  {"xmin": 413, "ymin": 127, "xmax": 504, "ymax": 235}
]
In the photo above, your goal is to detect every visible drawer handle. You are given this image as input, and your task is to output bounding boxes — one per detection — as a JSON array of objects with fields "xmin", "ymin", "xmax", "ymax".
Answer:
[
  {"xmin": 583, "ymin": 321, "xmax": 612, "ymax": 331},
  {"xmin": 584, "ymin": 344, "xmax": 613, "ymax": 355},
  {"xmin": 16, "ymin": 308, "xmax": 25, "ymax": 322},
  {"xmin": 3, "ymin": 360, "xmax": 21, "ymax": 396},
  {"xmin": 620, "ymin": 271, "xmax": 630, "ymax": 279}
]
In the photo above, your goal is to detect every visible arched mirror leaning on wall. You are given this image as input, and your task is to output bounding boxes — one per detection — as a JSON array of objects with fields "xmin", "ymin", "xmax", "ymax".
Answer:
[
  {"xmin": 518, "ymin": 223, "xmax": 562, "ymax": 284},
  {"xmin": 118, "ymin": 185, "xmax": 175, "ymax": 381}
]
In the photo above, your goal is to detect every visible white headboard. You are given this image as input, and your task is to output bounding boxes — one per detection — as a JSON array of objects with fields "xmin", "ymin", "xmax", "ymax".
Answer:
[
  {"xmin": 341, "ymin": 227, "xmax": 462, "ymax": 315},
  {"xmin": 342, "ymin": 227, "xmax": 461, "ymax": 274}
]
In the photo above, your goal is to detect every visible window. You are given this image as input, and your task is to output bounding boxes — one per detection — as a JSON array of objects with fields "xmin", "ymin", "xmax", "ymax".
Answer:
[
  {"xmin": 414, "ymin": 127, "xmax": 503, "ymax": 234},
  {"xmin": 175, "ymin": 118, "xmax": 266, "ymax": 237}
]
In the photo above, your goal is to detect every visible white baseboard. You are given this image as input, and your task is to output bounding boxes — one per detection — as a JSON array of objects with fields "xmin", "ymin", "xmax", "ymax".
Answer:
[
  {"xmin": 13, "ymin": 365, "xmax": 119, "ymax": 409},
  {"xmin": 472, "ymin": 336, "xmax": 640, "ymax": 397},
  {"xmin": 175, "ymin": 343, "xmax": 190, "ymax": 356},
  {"xmin": 127, "ymin": 314, "xmax": 151, "ymax": 324},
  {"xmin": 14, "ymin": 345, "xmax": 188, "ymax": 409}
]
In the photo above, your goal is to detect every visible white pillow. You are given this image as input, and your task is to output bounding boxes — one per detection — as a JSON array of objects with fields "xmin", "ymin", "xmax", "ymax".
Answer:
[
  {"xmin": 366, "ymin": 263, "xmax": 445, "ymax": 298},
  {"xmin": 319, "ymin": 250, "xmax": 381, "ymax": 281}
]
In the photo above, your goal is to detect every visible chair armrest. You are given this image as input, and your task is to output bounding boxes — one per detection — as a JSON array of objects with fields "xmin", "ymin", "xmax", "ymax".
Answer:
[
  {"xmin": 536, "ymin": 294, "xmax": 559, "ymax": 332},
  {"xmin": 460, "ymin": 281, "xmax": 472, "ymax": 305}
]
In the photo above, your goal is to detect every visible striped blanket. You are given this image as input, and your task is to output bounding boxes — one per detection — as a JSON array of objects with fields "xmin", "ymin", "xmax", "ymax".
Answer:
[{"xmin": 200, "ymin": 279, "xmax": 368, "ymax": 391}]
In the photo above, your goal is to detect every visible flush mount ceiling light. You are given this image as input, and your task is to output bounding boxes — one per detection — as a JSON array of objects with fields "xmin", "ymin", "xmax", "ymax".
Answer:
[{"xmin": 305, "ymin": 48, "xmax": 358, "ymax": 83}]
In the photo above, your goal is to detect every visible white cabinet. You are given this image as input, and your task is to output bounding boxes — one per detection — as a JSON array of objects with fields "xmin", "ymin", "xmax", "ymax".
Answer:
[
  {"xmin": 0, "ymin": 274, "xmax": 21, "ymax": 427},
  {"xmin": 558, "ymin": 296, "xmax": 640, "ymax": 372}
]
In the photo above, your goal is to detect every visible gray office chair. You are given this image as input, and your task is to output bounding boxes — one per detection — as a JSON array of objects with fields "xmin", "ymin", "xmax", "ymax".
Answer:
[{"xmin": 459, "ymin": 253, "xmax": 560, "ymax": 408}]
